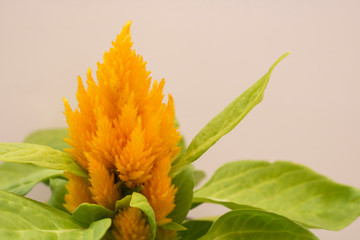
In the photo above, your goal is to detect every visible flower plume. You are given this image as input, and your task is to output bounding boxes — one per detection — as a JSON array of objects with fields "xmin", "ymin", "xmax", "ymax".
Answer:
[{"xmin": 63, "ymin": 21, "xmax": 181, "ymax": 239}]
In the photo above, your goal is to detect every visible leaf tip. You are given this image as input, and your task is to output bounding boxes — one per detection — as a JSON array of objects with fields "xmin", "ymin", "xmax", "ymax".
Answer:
[{"xmin": 268, "ymin": 51, "xmax": 291, "ymax": 73}]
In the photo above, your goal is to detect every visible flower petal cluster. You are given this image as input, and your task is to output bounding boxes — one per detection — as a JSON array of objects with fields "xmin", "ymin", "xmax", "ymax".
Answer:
[{"xmin": 63, "ymin": 21, "xmax": 181, "ymax": 239}]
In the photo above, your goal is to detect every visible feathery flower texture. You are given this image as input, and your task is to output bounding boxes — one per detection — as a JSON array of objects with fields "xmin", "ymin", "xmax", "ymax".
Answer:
[{"xmin": 63, "ymin": 21, "xmax": 181, "ymax": 239}]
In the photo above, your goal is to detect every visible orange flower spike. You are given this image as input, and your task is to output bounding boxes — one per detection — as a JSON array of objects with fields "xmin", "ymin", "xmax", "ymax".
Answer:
[
  {"xmin": 96, "ymin": 21, "xmax": 151, "ymax": 121},
  {"xmin": 142, "ymin": 154, "xmax": 177, "ymax": 225},
  {"xmin": 64, "ymin": 173, "xmax": 94, "ymax": 213},
  {"xmin": 115, "ymin": 118, "xmax": 155, "ymax": 188},
  {"xmin": 112, "ymin": 207, "xmax": 152, "ymax": 240},
  {"xmin": 63, "ymin": 21, "xmax": 181, "ymax": 231},
  {"xmin": 87, "ymin": 156, "xmax": 121, "ymax": 210},
  {"xmin": 63, "ymin": 69, "xmax": 99, "ymax": 168},
  {"xmin": 115, "ymin": 93, "xmax": 139, "ymax": 141},
  {"xmin": 160, "ymin": 94, "xmax": 181, "ymax": 158},
  {"xmin": 63, "ymin": 99, "xmax": 89, "ymax": 170},
  {"xmin": 89, "ymin": 107, "xmax": 121, "ymax": 169}
]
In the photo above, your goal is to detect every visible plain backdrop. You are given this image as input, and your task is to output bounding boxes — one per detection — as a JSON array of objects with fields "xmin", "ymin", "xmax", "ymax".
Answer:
[{"xmin": 1, "ymin": 1, "xmax": 359, "ymax": 239}]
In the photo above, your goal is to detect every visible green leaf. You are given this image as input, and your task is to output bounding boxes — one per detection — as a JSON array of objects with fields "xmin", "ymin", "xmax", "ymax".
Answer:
[
  {"xmin": 114, "ymin": 193, "xmax": 159, "ymax": 238},
  {"xmin": 0, "ymin": 162, "xmax": 64, "ymax": 195},
  {"xmin": 161, "ymin": 221, "xmax": 187, "ymax": 231},
  {"xmin": 194, "ymin": 169, "xmax": 206, "ymax": 187},
  {"xmin": 115, "ymin": 195, "xmax": 132, "ymax": 209},
  {"xmin": 126, "ymin": 192, "xmax": 157, "ymax": 240},
  {"xmin": 193, "ymin": 160, "xmax": 360, "ymax": 230},
  {"xmin": 172, "ymin": 136, "xmax": 186, "ymax": 166},
  {"xmin": 85, "ymin": 219, "xmax": 113, "ymax": 240},
  {"xmin": 72, "ymin": 203, "xmax": 115, "ymax": 226},
  {"xmin": 47, "ymin": 178, "xmax": 68, "ymax": 212},
  {"xmin": 176, "ymin": 220, "xmax": 213, "ymax": 240},
  {"xmin": 0, "ymin": 143, "xmax": 87, "ymax": 177},
  {"xmin": 172, "ymin": 117, "xmax": 186, "ymax": 165},
  {"xmin": 24, "ymin": 128, "xmax": 70, "ymax": 152},
  {"xmin": 0, "ymin": 190, "xmax": 111, "ymax": 239},
  {"xmin": 199, "ymin": 209, "xmax": 318, "ymax": 240},
  {"xmin": 168, "ymin": 166, "xmax": 194, "ymax": 223},
  {"xmin": 170, "ymin": 52, "xmax": 290, "ymax": 176}
]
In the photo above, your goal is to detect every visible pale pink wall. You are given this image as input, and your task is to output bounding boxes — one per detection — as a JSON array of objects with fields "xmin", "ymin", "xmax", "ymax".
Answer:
[{"xmin": 1, "ymin": 1, "xmax": 359, "ymax": 238}]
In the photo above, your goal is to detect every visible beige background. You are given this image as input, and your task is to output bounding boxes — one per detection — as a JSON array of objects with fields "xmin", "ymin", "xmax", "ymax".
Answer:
[{"xmin": 1, "ymin": 0, "xmax": 360, "ymax": 239}]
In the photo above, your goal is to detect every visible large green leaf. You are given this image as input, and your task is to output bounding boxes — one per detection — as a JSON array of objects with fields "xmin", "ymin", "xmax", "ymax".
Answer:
[
  {"xmin": 72, "ymin": 203, "xmax": 115, "ymax": 226},
  {"xmin": 168, "ymin": 166, "xmax": 194, "ymax": 223},
  {"xmin": 0, "ymin": 162, "xmax": 64, "ymax": 195},
  {"xmin": 47, "ymin": 178, "xmax": 68, "ymax": 212},
  {"xmin": 193, "ymin": 169, "xmax": 206, "ymax": 187},
  {"xmin": 199, "ymin": 209, "xmax": 319, "ymax": 240},
  {"xmin": 0, "ymin": 190, "xmax": 111, "ymax": 239},
  {"xmin": 193, "ymin": 160, "xmax": 360, "ymax": 230},
  {"xmin": 0, "ymin": 143, "xmax": 87, "ymax": 177},
  {"xmin": 171, "ymin": 136, "xmax": 186, "ymax": 166},
  {"xmin": 176, "ymin": 220, "xmax": 213, "ymax": 240},
  {"xmin": 170, "ymin": 53, "xmax": 290, "ymax": 175},
  {"xmin": 24, "ymin": 128, "xmax": 70, "ymax": 151}
]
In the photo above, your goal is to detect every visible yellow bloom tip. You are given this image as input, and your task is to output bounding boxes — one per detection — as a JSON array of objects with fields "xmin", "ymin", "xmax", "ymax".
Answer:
[
  {"xmin": 119, "ymin": 20, "xmax": 132, "ymax": 37},
  {"xmin": 77, "ymin": 76, "xmax": 83, "ymax": 85},
  {"xmin": 124, "ymin": 20, "xmax": 132, "ymax": 30},
  {"xmin": 86, "ymin": 68, "xmax": 93, "ymax": 81}
]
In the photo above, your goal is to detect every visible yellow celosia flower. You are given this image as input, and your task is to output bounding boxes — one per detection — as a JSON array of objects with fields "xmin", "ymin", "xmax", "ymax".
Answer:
[{"xmin": 63, "ymin": 21, "xmax": 181, "ymax": 239}]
